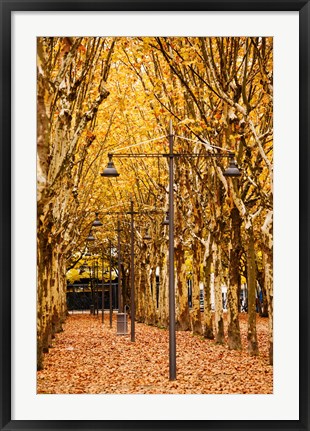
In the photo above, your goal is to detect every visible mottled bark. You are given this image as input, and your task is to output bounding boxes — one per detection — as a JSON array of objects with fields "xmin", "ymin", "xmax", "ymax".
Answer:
[
  {"xmin": 264, "ymin": 251, "xmax": 273, "ymax": 365},
  {"xmin": 213, "ymin": 243, "xmax": 225, "ymax": 344},
  {"xmin": 256, "ymin": 267, "xmax": 268, "ymax": 317},
  {"xmin": 137, "ymin": 243, "xmax": 156, "ymax": 325},
  {"xmin": 157, "ymin": 244, "xmax": 169, "ymax": 328},
  {"xmin": 191, "ymin": 239, "xmax": 203, "ymax": 335},
  {"xmin": 37, "ymin": 234, "xmax": 66, "ymax": 370},
  {"xmin": 262, "ymin": 210, "xmax": 273, "ymax": 364},
  {"xmin": 203, "ymin": 244, "xmax": 214, "ymax": 339},
  {"xmin": 260, "ymin": 283, "xmax": 269, "ymax": 318},
  {"xmin": 246, "ymin": 225, "xmax": 259, "ymax": 356},
  {"xmin": 175, "ymin": 244, "xmax": 191, "ymax": 331},
  {"xmin": 150, "ymin": 266, "xmax": 158, "ymax": 321},
  {"xmin": 227, "ymin": 207, "xmax": 242, "ymax": 350},
  {"xmin": 174, "ymin": 158, "xmax": 191, "ymax": 331},
  {"xmin": 135, "ymin": 259, "xmax": 143, "ymax": 322}
]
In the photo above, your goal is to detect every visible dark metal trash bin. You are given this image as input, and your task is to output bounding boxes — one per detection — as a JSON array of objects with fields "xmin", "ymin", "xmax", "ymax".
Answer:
[
  {"xmin": 90, "ymin": 305, "xmax": 94, "ymax": 315},
  {"xmin": 117, "ymin": 313, "xmax": 128, "ymax": 335}
]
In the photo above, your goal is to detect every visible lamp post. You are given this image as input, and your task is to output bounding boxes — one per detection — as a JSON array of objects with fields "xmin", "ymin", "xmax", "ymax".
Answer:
[
  {"xmin": 101, "ymin": 248, "xmax": 105, "ymax": 324},
  {"xmin": 86, "ymin": 230, "xmax": 95, "ymax": 314},
  {"xmin": 100, "ymin": 121, "xmax": 241, "ymax": 380},
  {"xmin": 92, "ymin": 259, "xmax": 99, "ymax": 315},
  {"xmin": 129, "ymin": 196, "xmax": 135, "ymax": 342},
  {"xmin": 109, "ymin": 240, "xmax": 113, "ymax": 328},
  {"xmin": 117, "ymin": 218, "xmax": 122, "ymax": 313},
  {"xmin": 168, "ymin": 120, "xmax": 176, "ymax": 379}
]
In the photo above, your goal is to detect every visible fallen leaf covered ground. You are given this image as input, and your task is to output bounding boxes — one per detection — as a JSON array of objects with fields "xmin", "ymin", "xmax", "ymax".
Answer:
[{"xmin": 37, "ymin": 312, "xmax": 273, "ymax": 394}]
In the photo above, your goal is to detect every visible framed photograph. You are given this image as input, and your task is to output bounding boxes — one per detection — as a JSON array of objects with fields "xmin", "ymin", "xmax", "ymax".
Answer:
[{"xmin": 1, "ymin": 1, "xmax": 308, "ymax": 430}]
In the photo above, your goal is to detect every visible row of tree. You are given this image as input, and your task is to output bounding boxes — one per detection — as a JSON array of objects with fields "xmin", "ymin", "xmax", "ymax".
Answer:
[{"xmin": 37, "ymin": 36, "xmax": 273, "ymax": 370}]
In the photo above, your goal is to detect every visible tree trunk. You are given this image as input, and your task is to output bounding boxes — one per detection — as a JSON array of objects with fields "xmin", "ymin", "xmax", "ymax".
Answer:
[
  {"xmin": 135, "ymin": 259, "xmax": 143, "ymax": 322},
  {"xmin": 175, "ymin": 244, "xmax": 191, "ymax": 331},
  {"xmin": 246, "ymin": 224, "xmax": 259, "ymax": 356},
  {"xmin": 262, "ymin": 210, "xmax": 273, "ymax": 364},
  {"xmin": 37, "ymin": 233, "xmax": 66, "ymax": 370},
  {"xmin": 264, "ymin": 251, "xmax": 273, "ymax": 365},
  {"xmin": 213, "ymin": 243, "xmax": 225, "ymax": 344},
  {"xmin": 142, "ymin": 247, "xmax": 156, "ymax": 325},
  {"xmin": 227, "ymin": 207, "xmax": 242, "ymax": 350},
  {"xmin": 191, "ymin": 239, "xmax": 203, "ymax": 335},
  {"xmin": 157, "ymin": 244, "xmax": 169, "ymax": 328},
  {"xmin": 203, "ymin": 244, "xmax": 214, "ymax": 339},
  {"xmin": 256, "ymin": 266, "xmax": 268, "ymax": 317}
]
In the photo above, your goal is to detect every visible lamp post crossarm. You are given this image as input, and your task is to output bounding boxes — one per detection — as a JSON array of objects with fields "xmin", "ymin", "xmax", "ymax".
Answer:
[
  {"xmin": 108, "ymin": 152, "xmax": 163, "ymax": 158},
  {"xmin": 125, "ymin": 210, "xmax": 163, "ymax": 215},
  {"xmin": 108, "ymin": 152, "xmax": 235, "ymax": 159},
  {"xmin": 163, "ymin": 153, "xmax": 234, "ymax": 159},
  {"xmin": 99, "ymin": 209, "xmax": 163, "ymax": 216}
]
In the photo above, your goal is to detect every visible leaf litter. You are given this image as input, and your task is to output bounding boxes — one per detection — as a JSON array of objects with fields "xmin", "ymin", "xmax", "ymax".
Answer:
[{"xmin": 37, "ymin": 313, "xmax": 273, "ymax": 394}]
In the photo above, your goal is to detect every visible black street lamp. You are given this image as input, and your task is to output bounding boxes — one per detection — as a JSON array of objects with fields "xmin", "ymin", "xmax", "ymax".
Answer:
[
  {"xmin": 100, "ymin": 120, "xmax": 241, "ymax": 380},
  {"xmin": 86, "ymin": 230, "xmax": 95, "ymax": 242},
  {"xmin": 143, "ymin": 227, "xmax": 152, "ymax": 241},
  {"xmin": 101, "ymin": 154, "xmax": 120, "ymax": 177},
  {"xmin": 162, "ymin": 211, "xmax": 169, "ymax": 226},
  {"xmin": 223, "ymin": 154, "xmax": 242, "ymax": 177},
  {"xmin": 92, "ymin": 212, "xmax": 103, "ymax": 227}
]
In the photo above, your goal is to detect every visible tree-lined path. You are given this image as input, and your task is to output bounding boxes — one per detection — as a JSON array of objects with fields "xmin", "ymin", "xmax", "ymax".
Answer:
[
  {"xmin": 37, "ymin": 36, "xmax": 273, "ymax": 391},
  {"xmin": 37, "ymin": 313, "xmax": 272, "ymax": 394}
]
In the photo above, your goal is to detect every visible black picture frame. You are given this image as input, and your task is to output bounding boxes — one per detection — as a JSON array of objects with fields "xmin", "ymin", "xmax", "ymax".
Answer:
[{"xmin": 1, "ymin": 1, "xmax": 309, "ymax": 430}]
